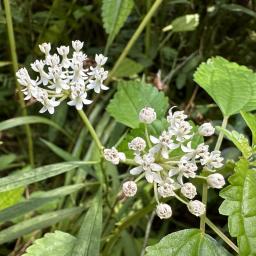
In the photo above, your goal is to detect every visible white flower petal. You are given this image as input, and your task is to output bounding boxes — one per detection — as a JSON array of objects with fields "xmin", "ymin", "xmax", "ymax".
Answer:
[{"xmin": 130, "ymin": 166, "xmax": 143, "ymax": 175}]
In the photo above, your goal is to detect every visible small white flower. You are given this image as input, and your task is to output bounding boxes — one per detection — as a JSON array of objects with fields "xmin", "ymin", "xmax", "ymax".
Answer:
[
  {"xmin": 122, "ymin": 181, "xmax": 137, "ymax": 197},
  {"xmin": 139, "ymin": 107, "xmax": 156, "ymax": 124},
  {"xmin": 169, "ymin": 120, "xmax": 193, "ymax": 142},
  {"xmin": 67, "ymin": 87, "xmax": 92, "ymax": 110},
  {"xmin": 104, "ymin": 147, "xmax": 126, "ymax": 165},
  {"xmin": 181, "ymin": 182, "xmax": 197, "ymax": 199},
  {"xmin": 198, "ymin": 122, "xmax": 215, "ymax": 136},
  {"xmin": 156, "ymin": 203, "xmax": 172, "ymax": 219},
  {"xmin": 95, "ymin": 54, "xmax": 108, "ymax": 66},
  {"xmin": 87, "ymin": 69, "xmax": 109, "ymax": 93},
  {"xmin": 128, "ymin": 137, "xmax": 146, "ymax": 153},
  {"xmin": 130, "ymin": 154, "xmax": 163, "ymax": 183},
  {"xmin": 200, "ymin": 150, "xmax": 223, "ymax": 169},
  {"xmin": 150, "ymin": 131, "xmax": 178, "ymax": 159},
  {"xmin": 181, "ymin": 142, "xmax": 209, "ymax": 161},
  {"xmin": 46, "ymin": 54, "xmax": 60, "ymax": 67},
  {"xmin": 37, "ymin": 92, "xmax": 60, "ymax": 114},
  {"xmin": 39, "ymin": 42, "xmax": 51, "ymax": 55},
  {"xmin": 207, "ymin": 173, "xmax": 225, "ymax": 189},
  {"xmin": 158, "ymin": 182, "xmax": 175, "ymax": 198},
  {"xmin": 72, "ymin": 40, "xmax": 84, "ymax": 51},
  {"xmin": 169, "ymin": 160, "xmax": 198, "ymax": 184},
  {"xmin": 57, "ymin": 46, "xmax": 69, "ymax": 56},
  {"xmin": 167, "ymin": 107, "xmax": 187, "ymax": 126},
  {"xmin": 187, "ymin": 200, "xmax": 206, "ymax": 217}
]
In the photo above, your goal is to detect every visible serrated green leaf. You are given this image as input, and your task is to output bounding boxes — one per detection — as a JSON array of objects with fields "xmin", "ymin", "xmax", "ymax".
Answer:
[
  {"xmin": 194, "ymin": 57, "xmax": 256, "ymax": 116},
  {"xmin": 102, "ymin": 0, "xmax": 134, "ymax": 47},
  {"xmin": 113, "ymin": 58, "xmax": 144, "ymax": 78},
  {"xmin": 0, "ymin": 187, "xmax": 24, "ymax": 211},
  {"xmin": 107, "ymin": 81, "xmax": 169, "ymax": 128},
  {"xmin": 0, "ymin": 207, "xmax": 83, "ymax": 244},
  {"xmin": 218, "ymin": 127, "xmax": 252, "ymax": 159},
  {"xmin": 0, "ymin": 116, "xmax": 71, "ymax": 138},
  {"xmin": 0, "ymin": 161, "xmax": 95, "ymax": 192},
  {"xmin": 219, "ymin": 158, "xmax": 256, "ymax": 255},
  {"xmin": 146, "ymin": 229, "xmax": 231, "ymax": 256},
  {"xmin": 0, "ymin": 184, "xmax": 84, "ymax": 223},
  {"xmin": 240, "ymin": 111, "xmax": 256, "ymax": 145},
  {"xmin": 71, "ymin": 190, "xmax": 102, "ymax": 256},
  {"xmin": 24, "ymin": 231, "xmax": 76, "ymax": 256},
  {"xmin": 163, "ymin": 14, "xmax": 199, "ymax": 32}
]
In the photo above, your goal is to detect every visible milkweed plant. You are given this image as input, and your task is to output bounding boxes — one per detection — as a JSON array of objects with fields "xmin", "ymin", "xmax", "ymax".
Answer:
[{"xmin": 9, "ymin": 40, "xmax": 256, "ymax": 256}]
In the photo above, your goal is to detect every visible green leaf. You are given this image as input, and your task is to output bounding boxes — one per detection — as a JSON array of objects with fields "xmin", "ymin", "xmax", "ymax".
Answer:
[
  {"xmin": 146, "ymin": 229, "xmax": 231, "ymax": 256},
  {"xmin": 0, "ymin": 154, "xmax": 16, "ymax": 171},
  {"xmin": 107, "ymin": 81, "xmax": 169, "ymax": 128},
  {"xmin": 221, "ymin": 4, "xmax": 256, "ymax": 18},
  {"xmin": 0, "ymin": 184, "xmax": 84, "ymax": 223},
  {"xmin": 71, "ymin": 190, "xmax": 102, "ymax": 256},
  {"xmin": 0, "ymin": 116, "xmax": 71, "ymax": 138},
  {"xmin": 0, "ymin": 207, "xmax": 83, "ymax": 244},
  {"xmin": 163, "ymin": 14, "xmax": 199, "ymax": 32},
  {"xmin": 219, "ymin": 158, "xmax": 256, "ymax": 255},
  {"xmin": 0, "ymin": 187, "xmax": 24, "ymax": 210},
  {"xmin": 0, "ymin": 161, "xmax": 95, "ymax": 192},
  {"xmin": 112, "ymin": 58, "xmax": 144, "ymax": 78},
  {"xmin": 194, "ymin": 57, "xmax": 256, "ymax": 116},
  {"xmin": 102, "ymin": 0, "xmax": 134, "ymax": 47},
  {"xmin": 217, "ymin": 127, "xmax": 252, "ymax": 159},
  {"xmin": 41, "ymin": 139, "xmax": 77, "ymax": 161},
  {"xmin": 240, "ymin": 111, "xmax": 256, "ymax": 145},
  {"xmin": 24, "ymin": 231, "xmax": 76, "ymax": 256}
]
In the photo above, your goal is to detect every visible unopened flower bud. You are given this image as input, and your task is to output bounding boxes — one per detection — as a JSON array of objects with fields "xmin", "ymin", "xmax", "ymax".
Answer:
[
  {"xmin": 139, "ymin": 107, "xmax": 156, "ymax": 124},
  {"xmin": 156, "ymin": 203, "xmax": 172, "ymax": 219},
  {"xmin": 187, "ymin": 200, "xmax": 206, "ymax": 217},
  {"xmin": 122, "ymin": 181, "xmax": 137, "ymax": 197},
  {"xmin": 158, "ymin": 183, "xmax": 175, "ymax": 198},
  {"xmin": 181, "ymin": 183, "xmax": 197, "ymax": 199},
  {"xmin": 198, "ymin": 122, "xmax": 215, "ymax": 136},
  {"xmin": 39, "ymin": 42, "xmax": 51, "ymax": 55},
  {"xmin": 103, "ymin": 147, "xmax": 126, "ymax": 165},
  {"xmin": 207, "ymin": 173, "xmax": 225, "ymax": 189},
  {"xmin": 128, "ymin": 137, "xmax": 146, "ymax": 152}
]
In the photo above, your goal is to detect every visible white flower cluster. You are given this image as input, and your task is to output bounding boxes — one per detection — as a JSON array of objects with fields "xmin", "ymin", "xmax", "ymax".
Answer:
[
  {"xmin": 16, "ymin": 41, "xmax": 109, "ymax": 114},
  {"xmin": 104, "ymin": 106, "xmax": 226, "ymax": 219}
]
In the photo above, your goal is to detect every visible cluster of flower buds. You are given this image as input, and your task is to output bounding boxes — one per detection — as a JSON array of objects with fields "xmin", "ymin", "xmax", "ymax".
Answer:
[
  {"xmin": 104, "ymin": 107, "xmax": 226, "ymax": 219},
  {"xmin": 16, "ymin": 41, "xmax": 109, "ymax": 114}
]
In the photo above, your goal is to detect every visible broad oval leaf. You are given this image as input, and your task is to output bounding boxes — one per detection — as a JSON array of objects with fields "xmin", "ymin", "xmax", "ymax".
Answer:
[
  {"xmin": 146, "ymin": 228, "xmax": 231, "ymax": 256},
  {"xmin": 107, "ymin": 80, "xmax": 169, "ymax": 128},
  {"xmin": 219, "ymin": 158, "xmax": 256, "ymax": 255},
  {"xmin": 24, "ymin": 231, "xmax": 76, "ymax": 256},
  {"xmin": 102, "ymin": 0, "xmax": 134, "ymax": 47},
  {"xmin": 71, "ymin": 190, "xmax": 102, "ymax": 256},
  {"xmin": 194, "ymin": 57, "xmax": 256, "ymax": 116}
]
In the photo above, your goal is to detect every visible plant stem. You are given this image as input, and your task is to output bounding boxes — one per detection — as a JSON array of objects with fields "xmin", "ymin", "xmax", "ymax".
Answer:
[
  {"xmin": 77, "ymin": 109, "xmax": 103, "ymax": 153},
  {"xmin": 145, "ymin": 124, "xmax": 152, "ymax": 148},
  {"xmin": 140, "ymin": 211, "xmax": 155, "ymax": 256},
  {"xmin": 200, "ymin": 116, "xmax": 229, "ymax": 234},
  {"xmin": 205, "ymin": 218, "xmax": 239, "ymax": 254},
  {"xmin": 107, "ymin": 0, "xmax": 163, "ymax": 83},
  {"xmin": 215, "ymin": 116, "xmax": 229, "ymax": 151},
  {"xmin": 174, "ymin": 193, "xmax": 188, "ymax": 205},
  {"xmin": 199, "ymin": 182, "xmax": 208, "ymax": 234},
  {"xmin": 3, "ymin": 0, "xmax": 34, "ymax": 166},
  {"xmin": 145, "ymin": 0, "xmax": 152, "ymax": 56}
]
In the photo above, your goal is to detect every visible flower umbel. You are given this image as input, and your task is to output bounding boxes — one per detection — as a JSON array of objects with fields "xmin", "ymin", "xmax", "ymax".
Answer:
[{"xmin": 16, "ymin": 41, "xmax": 109, "ymax": 114}]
